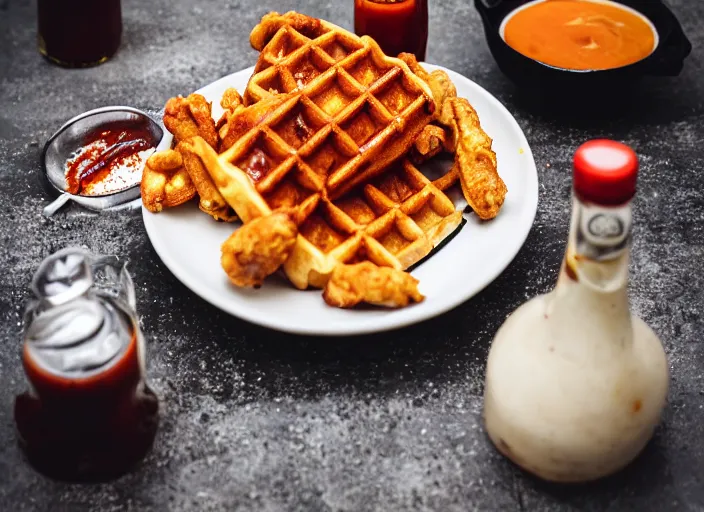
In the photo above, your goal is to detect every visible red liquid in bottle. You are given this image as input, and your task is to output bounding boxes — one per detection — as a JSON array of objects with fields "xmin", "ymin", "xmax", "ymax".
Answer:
[
  {"xmin": 15, "ymin": 305, "xmax": 159, "ymax": 482},
  {"xmin": 37, "ymin": 0, "xmax": 122, "ymax": 67},
  {"xmin": 354, "ymin": 0, "xmax": 429, "ymax": 61}
]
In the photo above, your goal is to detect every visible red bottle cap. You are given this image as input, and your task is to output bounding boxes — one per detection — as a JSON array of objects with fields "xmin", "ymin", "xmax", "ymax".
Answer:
[{"xmin": 573, "ymin": 140, "xmax": 638, "ymax": 205}]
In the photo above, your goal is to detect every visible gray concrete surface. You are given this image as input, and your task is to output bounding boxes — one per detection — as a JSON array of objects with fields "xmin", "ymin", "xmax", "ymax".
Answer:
[{"xmin": 0, "ymin": 0, "xmax": 703, "ymax": 510}]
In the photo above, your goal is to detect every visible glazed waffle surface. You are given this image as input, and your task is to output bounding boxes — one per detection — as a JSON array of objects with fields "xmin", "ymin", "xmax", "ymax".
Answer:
[
  {"xmin": 219, "ymin": 11, "xmax": 438, "ymax": 200},
  {"xmin": 145, "ymin": 11, "xmax": 507, "ymax": 307},
  {"xmin": 191, "ymin": 135, "xmax": 463, "ymax": 290},
  {"xmin": 240, "ymin": 11, "xmax": 506, "ymax": 222},
  {"xmin": 244, "ymin": 11, "xmax": 426, "ymax": 107},
  {"xmin": 185, "ymin": 12, "xmax": 464, "ymax": 290}
]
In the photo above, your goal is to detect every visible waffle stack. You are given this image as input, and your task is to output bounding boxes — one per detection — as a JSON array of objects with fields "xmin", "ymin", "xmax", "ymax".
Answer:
[
  {"xmin": 186, "ymin": 12, "xmax": 465, "ymax": 294},
  {"xmin": 235, "ymin": 12, "xmax": 505, "ymax": 222},
  {"xmin": 228, "ymin": 11, "xmax": 437, "ymax": 199},
  {"xmin": 142, "ymin": 11, "xmax": 508, "ymax": 308},
  {"xmin": 193, "ymin": 130, "xmax": 463, "ymax": 289}
]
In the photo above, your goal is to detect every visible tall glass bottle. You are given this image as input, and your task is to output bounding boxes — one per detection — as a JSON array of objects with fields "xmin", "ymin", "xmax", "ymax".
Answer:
[
  {"xmin": 38, "ymin": 0, "xmax": 122, "ymax": 67},
  {"xmin": 483, "ymin": 140, "xmax": 669, "ymax": 483},
  {"xmin": 354, "ymin": 0, "xmax": 429, "ymax": 61}
]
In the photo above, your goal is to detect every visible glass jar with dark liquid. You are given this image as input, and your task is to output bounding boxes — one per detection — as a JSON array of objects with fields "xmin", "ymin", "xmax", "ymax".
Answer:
[
  {"xmin": 14, "ymin": 248, "xmax": 159, "ymax": 481},
  {"xmin": 354, "ymin": 0, "xmax": 429, "ymax": 61},
  {"xmin": 38, "ymin": 0, "xmax": 122, "ymax": 67}
]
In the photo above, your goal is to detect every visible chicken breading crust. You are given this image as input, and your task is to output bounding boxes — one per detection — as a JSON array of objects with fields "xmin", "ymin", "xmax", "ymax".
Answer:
[
  {"xmin": 221, "ymin": 211, "xmax": 299, "ymax": 288},
  {"xmin": 323, "ymin": 262, "xmax": 424, "ymax": 308}
]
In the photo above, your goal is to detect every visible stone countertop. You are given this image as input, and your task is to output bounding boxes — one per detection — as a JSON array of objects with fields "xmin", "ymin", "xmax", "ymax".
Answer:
[{"xmin": 1, "ymin": 0, "xmax": 703, "ymax": 510}]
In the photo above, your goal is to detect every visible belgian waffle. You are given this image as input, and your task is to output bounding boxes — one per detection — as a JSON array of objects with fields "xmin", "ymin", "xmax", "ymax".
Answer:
[
  {"xmin": 238, "ymin": 12, "xmax": 506, "ymax": 222},
  {"xmin": 184, "ymin": 12, "xmax": 468, "ymax": 291},
  {"xmin": 189, "ymin": 134, "xmax": 463, "ymax": 290},
  {"xmin": 244, "ymin": 11, "xmax": 413, "ymax": 106},
  {"xmin": 216, "ymin": 11, "xmax": 438, "ymax": 200}
]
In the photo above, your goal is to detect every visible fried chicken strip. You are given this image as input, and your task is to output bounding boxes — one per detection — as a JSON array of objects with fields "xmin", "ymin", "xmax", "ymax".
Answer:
[
  {"xmin": 221, "ymin": 87, "xmax": 245, "ymax": 116},
  {"xmin": 412, "ymin": 124, "xmax": 451, "ymax": 163},
  {"xmin": 164, "ymin": 94, "xmax": 219, "ymax": 148},
  {"xmin": 439, "ymin": 98, "xmax": 507, "ymax": 220},
  {"xmin": 400, "ymin": 53, "xmax": 455, "ymax": 163},
  {"xmin": 177, "ymin": 141, "xmax": 237, "ymax": 221},
  {"xmin": 141, "ymin": 149, "xmax": 197, "ymax": 213},
  {"xmin": 218, "ymin": 93, "xmax": 290, "ymax": 151},
  {"xmin": 216, "ymin": 88, "xmax": 246, "ymax": 146},
  {"xmin": 221, "ymin": 211, "xmax": 298, "ymax": 288},
  {"xmin": 163, "ymin": 94, "xmax": 237, "ymax": 221},
  {"xmin": 322, "ymin": 262, "xmax": 424, "ymax": 308},
  {"xmin": 399, "ymin": 53, "xmax": 507, "ymax": 220},
  {"xmin": 399, "ymin": 53, "xmax": 457, "ymax": 108}
]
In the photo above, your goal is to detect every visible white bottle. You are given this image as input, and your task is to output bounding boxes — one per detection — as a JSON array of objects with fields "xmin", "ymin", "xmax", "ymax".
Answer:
[{"xmin": 483, "ymin": 139, "xmax": 669, "ymax": 483}]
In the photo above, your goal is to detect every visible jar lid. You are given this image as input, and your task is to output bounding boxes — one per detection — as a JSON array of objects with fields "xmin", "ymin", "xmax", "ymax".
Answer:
[
  {"xmin": 573, "ymin": 139, "xmax": 638, "ymax": 205},
  {"xmin": 32, "ymin": 247, "xmax": 94, "ymax": 306}
]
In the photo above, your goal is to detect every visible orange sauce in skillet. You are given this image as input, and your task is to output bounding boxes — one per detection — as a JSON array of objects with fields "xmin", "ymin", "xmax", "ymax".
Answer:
[{"xmin": 502, "ymin": 0, "xmax": 657, "ymax": 71}]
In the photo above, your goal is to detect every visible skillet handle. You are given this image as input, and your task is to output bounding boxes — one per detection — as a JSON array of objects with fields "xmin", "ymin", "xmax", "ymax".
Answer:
[
  {"xmin": 643, "ymin": 10, "xmax": 692, "ymax": 76},
  {"xmin": 474, "ymin": 0, "xmax": 509, "ymax": 28},
  {"xmin": 477, "ymin": 0, "xmax": 504, "ymax": 8}
]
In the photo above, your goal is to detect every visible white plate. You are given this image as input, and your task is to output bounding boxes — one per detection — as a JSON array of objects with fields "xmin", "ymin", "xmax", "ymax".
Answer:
[{"xmin": 142, "ymin": 64, "xmax": 539, "ymax": 336}]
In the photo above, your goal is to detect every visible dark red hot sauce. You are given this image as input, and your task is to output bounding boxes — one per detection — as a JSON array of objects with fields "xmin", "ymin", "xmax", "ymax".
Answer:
[
  {"xmin": 354, "ymin": 0, "xmax": 429, "ymax": 61},
  {"xmin": 38, "ymin": 0, "xmax": 122, "ymax": 67},
  {"xmin": 14, "ymin": 328, "xmax": 159, "ymax": 482},
  {"xmin": 65, "ymin": 120, "xmax": 157, "ymax": 196}
]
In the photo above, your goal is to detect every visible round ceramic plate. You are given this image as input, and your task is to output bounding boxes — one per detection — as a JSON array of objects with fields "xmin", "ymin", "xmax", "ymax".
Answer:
[{"xmin": 142, "ymin": 64, "xmax": 539, "ymax": 336}]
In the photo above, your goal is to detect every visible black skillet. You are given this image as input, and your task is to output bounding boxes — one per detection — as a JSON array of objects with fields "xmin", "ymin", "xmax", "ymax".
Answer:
[{"xmin": 474, "ymin": 0, "xmax": 692, "ymax": 94}]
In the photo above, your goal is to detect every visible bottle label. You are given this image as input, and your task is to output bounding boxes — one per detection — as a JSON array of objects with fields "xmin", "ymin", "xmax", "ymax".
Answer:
[
  {"xmin": 576, "ymin": 203, "xmax": 631, "ymax": 261},
  {"xmin": 587, "ymin": 213, "xmax": 625, "ymax": 240}
]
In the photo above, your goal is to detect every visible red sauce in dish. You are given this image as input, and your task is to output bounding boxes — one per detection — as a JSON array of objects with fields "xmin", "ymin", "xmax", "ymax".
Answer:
[
  {"xmin": 503, "ymin": 0, "xmax": 657, "ymax": 71},
  {"xmin": 65, "ymin": 120, "xmax": 157, "ymax": 196},
  {"xmin": 354, "ymin": 0, "xmax": 429, "ymax": 61}
]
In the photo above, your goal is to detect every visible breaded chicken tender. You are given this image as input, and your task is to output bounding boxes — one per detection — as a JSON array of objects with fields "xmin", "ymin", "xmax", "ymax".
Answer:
[
  {"xmin": 218, "ymin": 93, "xmax": 289, "ymax": 151},
  {"xmin": 141, "ymin": 149, "xmax": 196, "ymax": 213},
  {"xmin": 216, "ymin": 87, "xmax": 246, "ymax": 141},
  {"xmin": 323, "ymin": 262, "xmax": 424, "ymax": 308},
  {"xmin": 221, "ymin": 211, "xmax": 298, "ymax": 288},
  {"xmin": 177, "ymin": 141, "xmax": 237, "ymax": 221},
  {"xmin": 439, "ymin": 97, "xmax": 507, "ymax": 220},
  {"xmin": 160, "ymin": 94, "xmax": 237, "ymax": 221},
  {"xmin": 399, "ymin": 53, "xmax": 456, "ymax": 108},
  {"xmin": 412, "ymin": 124, "xmax": 450, "ymax": 163},
  {"xmin": 163, "ymin": 94, "xmax": 219, "ymax": 148},
  {"xmin": 414, "ymin": 100, "xmax": 506, "ymax": 220},
  {"xmin": 400, "ymin": 53, "xmax": 507, "ymax": 220}
]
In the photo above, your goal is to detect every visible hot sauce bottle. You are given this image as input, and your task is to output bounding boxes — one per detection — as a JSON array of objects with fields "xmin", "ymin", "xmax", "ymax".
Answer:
[
  {"xmin": 354, "ymin": 0, "xmax": 429, "ymax": 61},
  {"xmin": 483, "ymin": 140, "xmax": 669, "ymax": 483},
  {"xmin": 14, "ymin": 248, "xmax": 159, "ymax": 481},
  {"xmin": 37, "ymin": 0, "xmax": 122, "ymax": 67}
]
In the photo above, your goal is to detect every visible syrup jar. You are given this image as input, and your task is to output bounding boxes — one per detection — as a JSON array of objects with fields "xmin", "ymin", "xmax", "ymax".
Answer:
[
  {"xmin": 14, "ymin": 247, "xmax": 159, "ymax": 481},
  {"xmin": 483, "ymin": 140, "xmax": 669, "ymax": 483}
]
